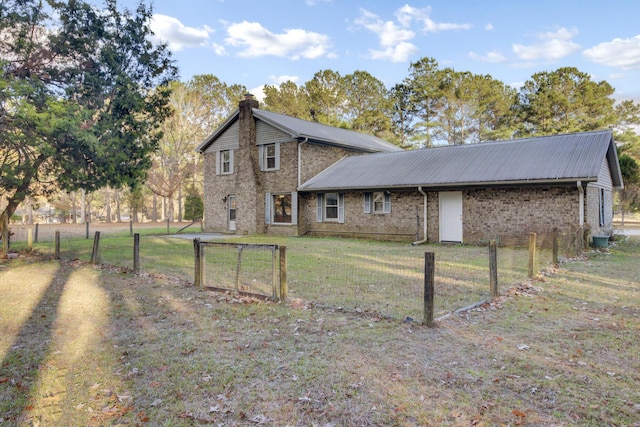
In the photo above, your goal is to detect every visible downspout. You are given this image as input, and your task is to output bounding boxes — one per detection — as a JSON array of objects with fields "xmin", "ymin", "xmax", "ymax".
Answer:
[
  {"xmin": 412, "ymin": 186, "xmax": 428, "ymax": 245},
  {"xmin": 577, "ymin": 181, "xmax": 584, "ymax": 226},
  {"xmin": 297, "ymin": 137, "xmax": 308, "ymax": 188}
]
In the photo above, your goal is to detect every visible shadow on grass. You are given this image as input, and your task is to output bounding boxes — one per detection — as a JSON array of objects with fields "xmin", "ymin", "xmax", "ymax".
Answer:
[{"xmin": 0, "ymin": 263, "xmax": 69, "ymax": 423}]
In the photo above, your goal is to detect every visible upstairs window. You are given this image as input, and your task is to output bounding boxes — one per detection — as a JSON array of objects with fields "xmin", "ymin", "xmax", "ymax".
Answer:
[
  {"xmin": 215, "ymin": 149, "xmax": 234, "ymax": 175},
  {"xmin": 259, "ymin": 143, "xmax": 280, "ymax": 171}
]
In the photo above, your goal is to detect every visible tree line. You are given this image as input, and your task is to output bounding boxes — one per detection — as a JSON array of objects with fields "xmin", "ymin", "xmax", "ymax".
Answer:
[{"xmin": 1, "ymin": 0, "xmax": 640, "ymax": 230}]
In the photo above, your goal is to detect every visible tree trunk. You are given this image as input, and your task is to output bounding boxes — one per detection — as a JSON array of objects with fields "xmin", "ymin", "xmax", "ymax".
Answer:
[
  {"xmin": 80, "ymin": 189, "xmax": 86, "ymax": 223},
  {"xmin": 153, "ymin": 194, "xmax": 158, "ymax": 222},
  {"xmin": 105, "ymin": 189, "xmax": 111, "ymax": 223},
  {"xmin": 115, "ymin": 190, "xmax": 121, "ymax": 222},
  {"xmin": 178, "ymin": 186, "xmax": 183, "ymax": 222}
]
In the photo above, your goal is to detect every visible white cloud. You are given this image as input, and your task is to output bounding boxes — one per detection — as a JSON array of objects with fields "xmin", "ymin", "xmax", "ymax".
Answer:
[
  {"xmin": 150, "ymin": 14, "xmax": 212, "ymax": 51},
  {"xmin": 468, "ymin": 50, "xmax": 506, "ymax": 63},
  {"xmin": 269, "ymin": 75, "xmax": 300, "ymax": 84},
  {"xmin": 395, "ymin": 4, "xmax": 472, "ymax": 33},
  {"xmin": 355, "ymin": 6, "xmax": 469, "ymax": 62},
  {"xmin": 512, "ymin": 27, "xmax": 580, "ymax": 61},
  {"xmin": 355, "ymin": 9, "xmax": 418, "ymax": 62},
  {"xmin": 224, "ymin": 21, "xmax": 332, "ymax": 59},
  {"xmin": 485, "ymin": 23, "xmax": 493, "ymax": 31},
  {"xmin": 583, "ymin": 35, "xmax": 640, "ymax": 70}
]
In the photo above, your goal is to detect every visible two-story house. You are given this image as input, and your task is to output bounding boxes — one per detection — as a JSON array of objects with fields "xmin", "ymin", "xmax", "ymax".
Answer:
[{"xmin": 197, "ymin": 95, "xmax": 623, "ymax": 249}]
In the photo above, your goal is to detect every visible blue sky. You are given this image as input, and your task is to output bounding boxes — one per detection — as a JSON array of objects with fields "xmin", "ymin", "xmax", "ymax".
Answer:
[{"xmin": 114, "ymin": 0, "xmax": 640, "ymax": 101}]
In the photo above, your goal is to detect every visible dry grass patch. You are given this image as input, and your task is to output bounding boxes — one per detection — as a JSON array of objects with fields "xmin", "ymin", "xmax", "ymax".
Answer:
[{"xmin": 1, "ymin": 238, "xmax": 639, "ymax": 426}]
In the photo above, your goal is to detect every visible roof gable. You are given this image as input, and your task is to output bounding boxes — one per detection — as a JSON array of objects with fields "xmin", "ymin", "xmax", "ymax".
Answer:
[
  {"xmin": 299, "ymin": 130, "xmax": 623, "ymax": 191},
  {"xmin": 197, "ymin": 108, "xmax": 402, "ymax": 153}
]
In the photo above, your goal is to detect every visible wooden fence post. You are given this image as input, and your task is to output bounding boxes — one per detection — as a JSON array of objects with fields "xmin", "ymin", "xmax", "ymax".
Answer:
[
  {"xmin": 85, "ymin": 221, "xmax": 89, "ymax": 239},
  {"xmin": 552, "ymin": 227, "xmax": 559, "ymax": 266},
  {"xmin": 35, "ymin": 223, "xmax": 39, "ymax": 243},
  {"xmin": 55, "ymin": 231, "xmax": 60, "ymax": 260},
  {"xmin": 489, "ymin": 240, "xmax": 498, "ymax": 299},
  {"xmin": 528, "ymin": 232, "xmax": 537, "ymax": 278},
  {"xmin": 423, "ymin": 252, "xmax": 435, "ymax": 327},
  {"xmin": 133, "ymin": 233, "xmax": 140, "ymax": 273},
  {"xmin": 193, "ymin": 238, "xmax": 201, "ymax": 287},
  {"xmin": 279, "ymin": 246, "xmax": 288, "ymax": 301},
  {"xmin": 90, "ymin": 231, "xmax": 100, "ymax": 264},
  {"xmin": 166, "ymin": 218, "xmax": 170, "ymax": 234},
  {"xmin": 129, "ymin": 220, "xmax": 133, "ymax": 237}
]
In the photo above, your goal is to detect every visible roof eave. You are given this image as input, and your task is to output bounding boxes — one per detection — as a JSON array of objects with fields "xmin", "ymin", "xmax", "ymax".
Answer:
[{"xmin": 298, "ymin": 177, "xmax": 598, "ymax": 193}]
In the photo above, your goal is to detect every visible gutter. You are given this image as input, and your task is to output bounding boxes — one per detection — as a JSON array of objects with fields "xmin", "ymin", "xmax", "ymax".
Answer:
[{"xmin": 411, "ymin": 186, "xmax": 428, "ymax": 245}]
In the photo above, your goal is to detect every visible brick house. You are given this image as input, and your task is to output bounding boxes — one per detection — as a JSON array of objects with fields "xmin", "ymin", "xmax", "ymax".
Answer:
[{"xmin": 197, "ymin": 96, "xmax": 623, "ymax": 249}]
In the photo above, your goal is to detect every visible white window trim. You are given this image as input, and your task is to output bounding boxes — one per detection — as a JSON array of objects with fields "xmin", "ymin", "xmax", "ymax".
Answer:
[
  {"xmin": 364, "ymin": 192, "xmax": 391, "ymax": 214},
  {"xmin": 216, "ymin": 149, "xmax": 234, "ymax": 175},
  {"xmin": 317, "ymin": 192, "xmax": 344, "ymax": 223},
  {"xmin": 259, "ymin": 143, "xmax": 280, "ymax": 171},
  {"xmin": 266, "ymin": 192, "xmax": 297, "ymax": 225}
]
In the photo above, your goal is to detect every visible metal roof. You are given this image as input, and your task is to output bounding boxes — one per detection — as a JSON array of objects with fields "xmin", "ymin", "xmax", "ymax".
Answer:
[
  {"xmin": 197, "ymin": 108, "xmax": 402, "ymax": 153},
  {"xmin": 298, "ymin": 130, "xmax": 623, "ymax": 191}
]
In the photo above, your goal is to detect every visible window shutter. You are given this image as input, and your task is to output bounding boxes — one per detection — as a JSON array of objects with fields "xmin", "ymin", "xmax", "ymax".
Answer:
[
  {"xmin": 265, "ymin": 192, "xmax": 271, "ymax": 224},
  {"xmin": 274, "ymin": 143, "xmax": 281, "ymax": 170},
  {"xmin": 316, "ymin": 193, "xmax": 324, "ymax": 222},
  {"xmin": 383, "ymin": 193, "xmax": 391, "ymax": 213},
  {"xmin": 364, "ymin": 192, "xmax": 371, "ymax": 213},
  {"xmin": 259, "ymin": 145, "xmax": 265, "ymax": 171},
  {"xmin": 338, "ymin": 193, "xmax": 345, "ymax": 223},
  {"xmin": 291, "ymin": 192, "xmax": 298, "ymax": 225},
  {"xmin": 229, "ymin": 149, "xmax": 234, "ymax": 173},
  {"xmin": 215, "ymin": 151, "xmax": 221, "ymax": 175}
]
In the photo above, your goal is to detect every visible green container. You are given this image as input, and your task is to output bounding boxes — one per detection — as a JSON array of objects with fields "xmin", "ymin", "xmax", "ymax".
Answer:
[{"xmin": 592, "ymin": 235, "xmax": 609, "ymax": 248}]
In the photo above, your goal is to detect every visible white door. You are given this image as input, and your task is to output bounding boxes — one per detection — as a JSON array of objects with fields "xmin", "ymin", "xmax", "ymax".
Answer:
[
  {"xmin": 228, "ymin": 195, "xmax": 237, "ymax": 231},
  {"xmin": 439, "ymin": 191, "xmax": 463, "ymax": 242}
]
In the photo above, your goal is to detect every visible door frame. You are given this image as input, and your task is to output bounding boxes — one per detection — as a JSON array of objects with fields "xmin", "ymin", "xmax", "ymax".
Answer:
[
  {"xmin": 439, "ymin": 191, "xmax": 463, "ymax": 243},
  {"xmin": 228, "ymin": 194, "xmax": 237, "ymax": 231}
]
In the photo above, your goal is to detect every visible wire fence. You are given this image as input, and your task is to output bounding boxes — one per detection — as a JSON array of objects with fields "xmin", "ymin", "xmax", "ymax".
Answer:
[{"xmin": 5, "ymin": 222, "xmax": 561, "ymax": 324}]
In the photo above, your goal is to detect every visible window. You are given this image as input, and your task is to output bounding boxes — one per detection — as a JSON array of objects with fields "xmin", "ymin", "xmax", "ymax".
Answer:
[
  {"xmin": 364, "ymin": 192, "xmax": 391, "ymax": 214},
  {"xmin": 325, "ymin": 193, "xmax": 339, "ymax": 220},
  {"xmin": 221, "ymin": 150, "xmax": 231, "ymax": 173},
  {"xmin": 216, "ymin": 149, "xmax": 233, "ymax": 175},
  {"xmin": 228, "ymin": 195, "xmax": 236, "ymax": 221},
  {"xmin": 316, "ymin": 193, "xmax": 344, "ymax": 223},
  {"xmin": 265, "ymin": 192, "xmax": 297, "ymax": 225},
  {"xmin": 273, "ymin": 194, "xmax": 292, "ymax": 224},
  {"xmin": 259, "ymin": 143, "xmax": 280, "ymax": 171}
]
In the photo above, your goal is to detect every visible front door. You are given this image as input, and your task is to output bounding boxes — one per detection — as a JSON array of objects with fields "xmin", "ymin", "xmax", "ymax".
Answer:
[
  {"xmin": 228, "ymin": 195, "xmax": 237, "ymax": 231},
  {"xmin": 439, "ymin": 191, "xmax": 463, "ymax": 242}
]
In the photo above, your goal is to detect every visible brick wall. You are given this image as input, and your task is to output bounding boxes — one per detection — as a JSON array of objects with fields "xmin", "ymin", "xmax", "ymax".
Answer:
[{"xmin": 299, "ymin": 186, "xmax": 583, "ymax": 248}]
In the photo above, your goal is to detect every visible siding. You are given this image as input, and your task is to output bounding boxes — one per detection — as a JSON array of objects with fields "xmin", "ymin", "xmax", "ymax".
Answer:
[
  {"xmin": 203, "ymin": 122, "xmax": 239, "ymax": 153},
  {"xmin": 256, "ymin": 120, "xmax": 295, "ymax": 145}
]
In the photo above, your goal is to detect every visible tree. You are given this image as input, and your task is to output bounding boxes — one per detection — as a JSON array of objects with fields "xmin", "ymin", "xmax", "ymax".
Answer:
[
  {"xmin": 0, "ymin": 0, "xmax": 177, "ymax": 224},
  {"xmin": 342, "ymin": 70, "xmax": 395, "ymax": 141},
  {"xmin": 263, "ymin": 80, "xmax": 312, "ymax": 119},
  {"xmin": 618, "ymin": 154, "xmax": 640, "ymax": 224},
  {"xmin": 516, "ymin": 67, "xmax": 616, "ymax": 136},
  {"xmin": 403, "ymin": 57, "xmax": 444, "ymax": 147},
  {"xmin": 388, "ymin": 83, "xmax": 415, "ymax": 148},
  {"xmin": 305, "ymin": 69, "xmax": 346, "ymax": 126}
]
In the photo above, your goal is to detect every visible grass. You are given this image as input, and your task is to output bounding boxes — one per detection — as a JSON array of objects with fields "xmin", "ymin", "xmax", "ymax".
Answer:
[
  {"xmin": 1, "ymin": 236, "xmax": 638, "ymax": 425},
  {"xmin": 12, "ymin": 232, "xmax": 551, "ymax": 321}
]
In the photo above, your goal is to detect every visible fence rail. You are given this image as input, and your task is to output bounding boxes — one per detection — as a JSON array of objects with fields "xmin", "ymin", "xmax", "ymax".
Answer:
[{"xmin": 4, "ymin": 223, "xmax": 565, "ymax": 326}]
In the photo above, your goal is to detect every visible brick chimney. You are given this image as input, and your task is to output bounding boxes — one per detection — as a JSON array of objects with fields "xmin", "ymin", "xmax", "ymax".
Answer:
[{"xmin": 236, "ymin": 93, "xmax": 262, "ymax": 234}]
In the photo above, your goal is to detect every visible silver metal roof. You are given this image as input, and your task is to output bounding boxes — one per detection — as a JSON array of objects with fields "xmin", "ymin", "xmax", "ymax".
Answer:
[
  {"xmin": 197, "ymin": 108, "xmax": 402, "ymax": 153},
  {"xmin": 299, "ymin": 130, "xmax": 623, "ymax": 191}
]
